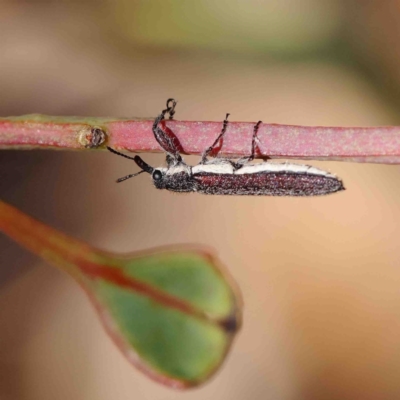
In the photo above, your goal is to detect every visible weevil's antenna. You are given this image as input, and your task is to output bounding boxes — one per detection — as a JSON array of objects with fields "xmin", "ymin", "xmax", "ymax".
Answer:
[
  {"xmin": 107, "ymin": 147, "xmax": 154, "ymax": 182},
  {"xmin": 116, "ymin": 170, "xmax": 145, "ymax": 183},
  {"xmin": 107, "ymin": 146, "xmax": 138, "ymax": 161}
]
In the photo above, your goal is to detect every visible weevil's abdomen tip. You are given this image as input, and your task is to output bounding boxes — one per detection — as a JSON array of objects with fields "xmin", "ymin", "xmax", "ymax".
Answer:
[{"xmin": 335, "ymin": 179, "xmax": 345, "ymax": 193}]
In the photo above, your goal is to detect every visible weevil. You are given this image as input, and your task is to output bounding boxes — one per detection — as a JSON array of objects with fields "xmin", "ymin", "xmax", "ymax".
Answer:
[{"xmin": 107, "ymin": 99, "xmax": 344, "ymax": 196}]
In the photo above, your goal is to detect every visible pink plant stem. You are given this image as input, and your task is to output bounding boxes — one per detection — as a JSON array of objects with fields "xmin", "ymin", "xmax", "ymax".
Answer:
[{"xmin": 1, "ymin": 115, "xmax": 400, "ymax": 163}]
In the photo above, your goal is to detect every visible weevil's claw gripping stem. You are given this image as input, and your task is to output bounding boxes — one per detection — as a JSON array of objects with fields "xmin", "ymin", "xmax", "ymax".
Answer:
[{"xmin": 163, "ymin": 98, "xmax": 177, "ymax": 120}]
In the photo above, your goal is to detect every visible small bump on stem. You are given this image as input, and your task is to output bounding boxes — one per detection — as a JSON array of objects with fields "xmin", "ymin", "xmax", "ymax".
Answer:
[{"xmin": 78, "ymin": 126, "xmax": 107, "ymax": 148}]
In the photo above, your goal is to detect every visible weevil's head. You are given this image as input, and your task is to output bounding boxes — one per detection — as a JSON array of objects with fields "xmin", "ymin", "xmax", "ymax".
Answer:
[
  {"xmin": 151, "ymin": 168, "xmax": 167, "ymax": 189},
  {"xmin": 107, "ymin": 148, "xmax": 194, "ymax": 192},
  {"xmin": 152, "ymin": 165, "xmax": 194, "ymax": 192}
]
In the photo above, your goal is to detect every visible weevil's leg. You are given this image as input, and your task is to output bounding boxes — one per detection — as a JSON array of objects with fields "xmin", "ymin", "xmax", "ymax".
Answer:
[
  {"xmin": 156, "ymin": 98, "xmax": 177, "ymax": 125},
  {"xmin": 201, "ymin": 113, "xmax": 230, "ymax": 164},
  {"xmin": 152, "ymin": 99, "xmax": 182, "ymax": 162},
  {"xmin": 233, "ymin": 121, "xmax": 263, "ymax": 169},
  {"xmin": 152, "ymin": 123, "xmax": 183, "ymax": 163},
  {"xmin": 165, "ymin": 98, "xmax": 177, "ymax": 120},
  {"xmin": 159, "ymin": 98, "xmax": 177, "ymax": 120},
  {"xmin": 235, "ymin": 121, "xmax": 263, "ymax": 164},
  {"xmin": 247, "ymin": 120, "xmax": 262, "ymax": 162},
  {"xmin": 166, "ymin": 154, "xmax": 176, "ymax": 167}
]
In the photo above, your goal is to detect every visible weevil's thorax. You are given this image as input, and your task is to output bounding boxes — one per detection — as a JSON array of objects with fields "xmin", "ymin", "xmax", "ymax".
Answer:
[{"xmin": 151, "ymin": 164, "xmax": 195, "ymax": 192}]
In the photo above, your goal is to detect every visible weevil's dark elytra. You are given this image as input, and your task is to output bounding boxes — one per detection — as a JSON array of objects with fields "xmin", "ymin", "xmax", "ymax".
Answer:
[{"xmin": 107, "ymin": 99, "xmax": 344, "ymax": 196}]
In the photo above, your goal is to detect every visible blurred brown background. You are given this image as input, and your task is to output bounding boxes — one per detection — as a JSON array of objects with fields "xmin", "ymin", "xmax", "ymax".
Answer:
[{"xmin": 2, "ymin": 1, "xmax": 400, "ymax": 399}]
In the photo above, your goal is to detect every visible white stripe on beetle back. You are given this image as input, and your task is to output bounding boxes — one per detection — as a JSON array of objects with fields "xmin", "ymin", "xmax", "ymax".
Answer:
[
  {"xmin": 192, "ymin": 161, "xmax": 337, "ymax": 178},
  {"xmin": 235, "ymin": 162, "xmax": 337, "ymax": 178},
  {"xmin": 165, "ymin": 165, "xmax": 191, "ymax": 176},
  {"xmin": 192, "ymin": 163, "xmax": 235, "ymax": 175}
]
